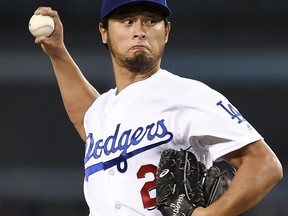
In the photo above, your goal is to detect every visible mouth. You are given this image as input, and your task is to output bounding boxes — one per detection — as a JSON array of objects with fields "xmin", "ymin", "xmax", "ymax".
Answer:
[{"xmin": 130, "ymin": 45, "xmax": 149, "ymax": 51}]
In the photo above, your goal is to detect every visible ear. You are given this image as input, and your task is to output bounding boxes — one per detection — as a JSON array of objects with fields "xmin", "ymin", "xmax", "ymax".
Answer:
[
  {"xmin": 99, "ymin": 23, "xmax": 108, "ymax": 44},
  {"xmin": 164, "ymin": 21, "xmax": 171, "ymax": 43}
]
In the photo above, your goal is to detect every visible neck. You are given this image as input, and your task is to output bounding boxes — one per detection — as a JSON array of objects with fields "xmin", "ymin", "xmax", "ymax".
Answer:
[{"xmin": 113, "ymin": 61, "xmax": 160, "ymax": 93}]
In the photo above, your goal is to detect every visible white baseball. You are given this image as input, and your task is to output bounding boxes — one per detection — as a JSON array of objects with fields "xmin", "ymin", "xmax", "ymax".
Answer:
[{"xmin": 28, "ymin": 14, "xmax": 55, "ymax": 37}]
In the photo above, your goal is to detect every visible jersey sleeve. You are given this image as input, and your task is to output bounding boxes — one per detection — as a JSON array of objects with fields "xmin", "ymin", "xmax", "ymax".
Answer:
[{"xmin": 175, "ymin": 81, "xmax": 263, "ymax": 162}]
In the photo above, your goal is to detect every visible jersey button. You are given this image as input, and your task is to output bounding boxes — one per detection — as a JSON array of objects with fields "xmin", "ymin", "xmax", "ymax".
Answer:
[
  {"xmin": 115, "ymin": 203, "xmax": 121, "ymax": 209},
  {"xmin": 109, "ymin": 169, "xmax": 115, "ymax": 175}
]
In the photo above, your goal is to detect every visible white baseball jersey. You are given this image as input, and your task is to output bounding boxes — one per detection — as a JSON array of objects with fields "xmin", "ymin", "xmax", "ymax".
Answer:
[{"xmin": 83, "ymin": 68, "xmax": 263, "ymax": 216}]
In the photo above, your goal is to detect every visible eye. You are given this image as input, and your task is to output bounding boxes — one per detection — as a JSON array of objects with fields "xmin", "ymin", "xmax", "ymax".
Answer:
[
  {"xmin": 122, "ymin": 19, "xmax": 133, "ymax": 25},
  {"xmin": 145, "ymin": 18, "xmax": 156, "ymax": 25}
]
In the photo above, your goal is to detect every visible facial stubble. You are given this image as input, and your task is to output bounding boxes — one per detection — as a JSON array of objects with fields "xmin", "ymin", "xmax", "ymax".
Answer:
[{"xmin": 107, "ymin": 38, "xmax": 163, "ymax": 74}]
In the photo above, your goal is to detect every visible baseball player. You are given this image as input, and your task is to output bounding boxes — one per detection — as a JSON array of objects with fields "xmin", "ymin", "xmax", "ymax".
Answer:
[{"xmin": 33, "ymin": 0, "xmax": 282, "ymax": 216}]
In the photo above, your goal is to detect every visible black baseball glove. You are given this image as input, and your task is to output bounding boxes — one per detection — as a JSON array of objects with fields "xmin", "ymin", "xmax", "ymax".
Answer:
[
  {"xmin": 156, "ymin": 149, "xmax": 235, "ymax": 216},
  {"xmin": 156, "ymin": 149, "xmax": 205, "ymax": 216},
  {"xmin": 201, "ymin": 164, "xmax": 235, "ymax": 206}
]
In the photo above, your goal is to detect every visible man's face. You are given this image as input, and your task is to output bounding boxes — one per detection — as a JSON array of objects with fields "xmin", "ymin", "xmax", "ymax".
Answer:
[{"xmin": 99, "ymin": 6, "xmax": 171, "ymax": 73}]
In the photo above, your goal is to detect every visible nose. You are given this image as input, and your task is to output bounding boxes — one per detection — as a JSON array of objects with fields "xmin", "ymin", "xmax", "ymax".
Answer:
[{"xmin": 133, "ymin": 21, "xmax": 145, "ymax": 39}]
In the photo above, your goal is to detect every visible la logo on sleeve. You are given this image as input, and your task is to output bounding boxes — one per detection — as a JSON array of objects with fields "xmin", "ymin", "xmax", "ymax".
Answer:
[{"xmin": 216, "ymin": 100, "xmax": 246, "ymax": 124}]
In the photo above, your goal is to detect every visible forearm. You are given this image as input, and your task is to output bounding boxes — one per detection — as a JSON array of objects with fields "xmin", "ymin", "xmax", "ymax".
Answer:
[
  {"xmin": 195, "ymin": 163, "xmax": 277, "ymax": 215},
  {"xmin": 49, "ymin": 46, "xmax": 99, "ymax": 140},
  {"xmin": 33, "ymin": 7, "xmax": 100, "ymax": 140},
  {"xmin": 193, "ymin": 141, "xmax": 283, "ymax": 216}
]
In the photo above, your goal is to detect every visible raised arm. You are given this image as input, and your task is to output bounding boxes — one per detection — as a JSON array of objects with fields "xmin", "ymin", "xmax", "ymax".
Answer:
[{"xmin": 33, "ymin": 7, "xmax": 99, "ymax": 141}]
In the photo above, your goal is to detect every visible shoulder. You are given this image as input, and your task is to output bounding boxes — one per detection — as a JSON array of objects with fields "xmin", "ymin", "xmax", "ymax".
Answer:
[
  {"xmin": 156, "ymin": 69, "xmax": 209, "ymax": 87},
  {"xmin": 156, "ymin": 69, "xmax": 221, "ymax": 97}
]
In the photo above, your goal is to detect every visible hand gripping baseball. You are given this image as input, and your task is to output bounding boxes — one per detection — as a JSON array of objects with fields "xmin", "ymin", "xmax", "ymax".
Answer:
[
  {"xmin": 32, "ymin": 7, "xmax": 65, "ymax": 58},
  {"xmin": 156, "ymin": 149, "xmax": 205, "ymax": 216}
]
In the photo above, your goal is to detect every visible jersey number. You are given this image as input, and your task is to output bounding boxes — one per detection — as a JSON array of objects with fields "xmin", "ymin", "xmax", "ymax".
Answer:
[{"xmin": 137, "ymin": 164, "xmax": 157, "ymax": 209}]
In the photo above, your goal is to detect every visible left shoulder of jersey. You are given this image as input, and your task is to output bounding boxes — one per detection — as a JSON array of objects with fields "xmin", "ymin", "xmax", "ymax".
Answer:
[{"xmin": 156, "ymin": 69, "xmax": 214, "ymax": 92}]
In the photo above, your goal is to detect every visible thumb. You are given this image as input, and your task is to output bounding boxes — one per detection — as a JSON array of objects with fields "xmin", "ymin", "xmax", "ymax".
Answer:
[{"xmin": 34, "ymin": 36, "xmax": 46, "ymax": 44}]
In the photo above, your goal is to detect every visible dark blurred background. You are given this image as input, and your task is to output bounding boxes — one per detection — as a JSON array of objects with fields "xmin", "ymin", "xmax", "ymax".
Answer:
[{"xmin": 0, "ymin": 0, "xmax": 287, "ymax": 215}]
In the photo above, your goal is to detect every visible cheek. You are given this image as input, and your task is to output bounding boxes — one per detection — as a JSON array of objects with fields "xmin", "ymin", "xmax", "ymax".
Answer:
[
  {"xmin": 108, "ymin": 26, "xmax": 129, "ymax": 41},
  {"xmin": 107, "ymin": 30, "xmax": 128, "ymax": 48},
  {"xmin": 150, "ymin": 33, "xmax": 167, "ymax": 51},
  {"xmin": 107, "ymin": 34, "xmax": 126, "ymax": 55}
]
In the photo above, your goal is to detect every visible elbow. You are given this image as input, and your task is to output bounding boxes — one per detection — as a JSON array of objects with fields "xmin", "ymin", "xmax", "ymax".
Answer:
[
  {"xmin": 265, "ymin": 153, "xmax": 283, "ymax": 188},
  {"xmin": 272, "ymin": 157, "xmax": 283, "ymax": 184},
  {"xmin": 258, "ymin": 141, "xmax": 283, "ymax": 186}
]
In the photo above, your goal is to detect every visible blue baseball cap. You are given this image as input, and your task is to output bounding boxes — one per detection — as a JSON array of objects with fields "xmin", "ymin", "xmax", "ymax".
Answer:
[{"xmin": 101, "ymin": 0, "xmax": 171, "ymax": 19}]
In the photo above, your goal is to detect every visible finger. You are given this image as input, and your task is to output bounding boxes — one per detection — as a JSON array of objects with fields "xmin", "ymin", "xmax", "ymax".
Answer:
[
  {"xmin": 34, "ymin": 7, "xmax": 59, "ymax": 19},
  {"xmin": 34, "ymin": 7, "xmax": 52, "ymax": 15},
  {"xmin": 34, "ymin": 36, "xmax": 48, "ymax": 44}
]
